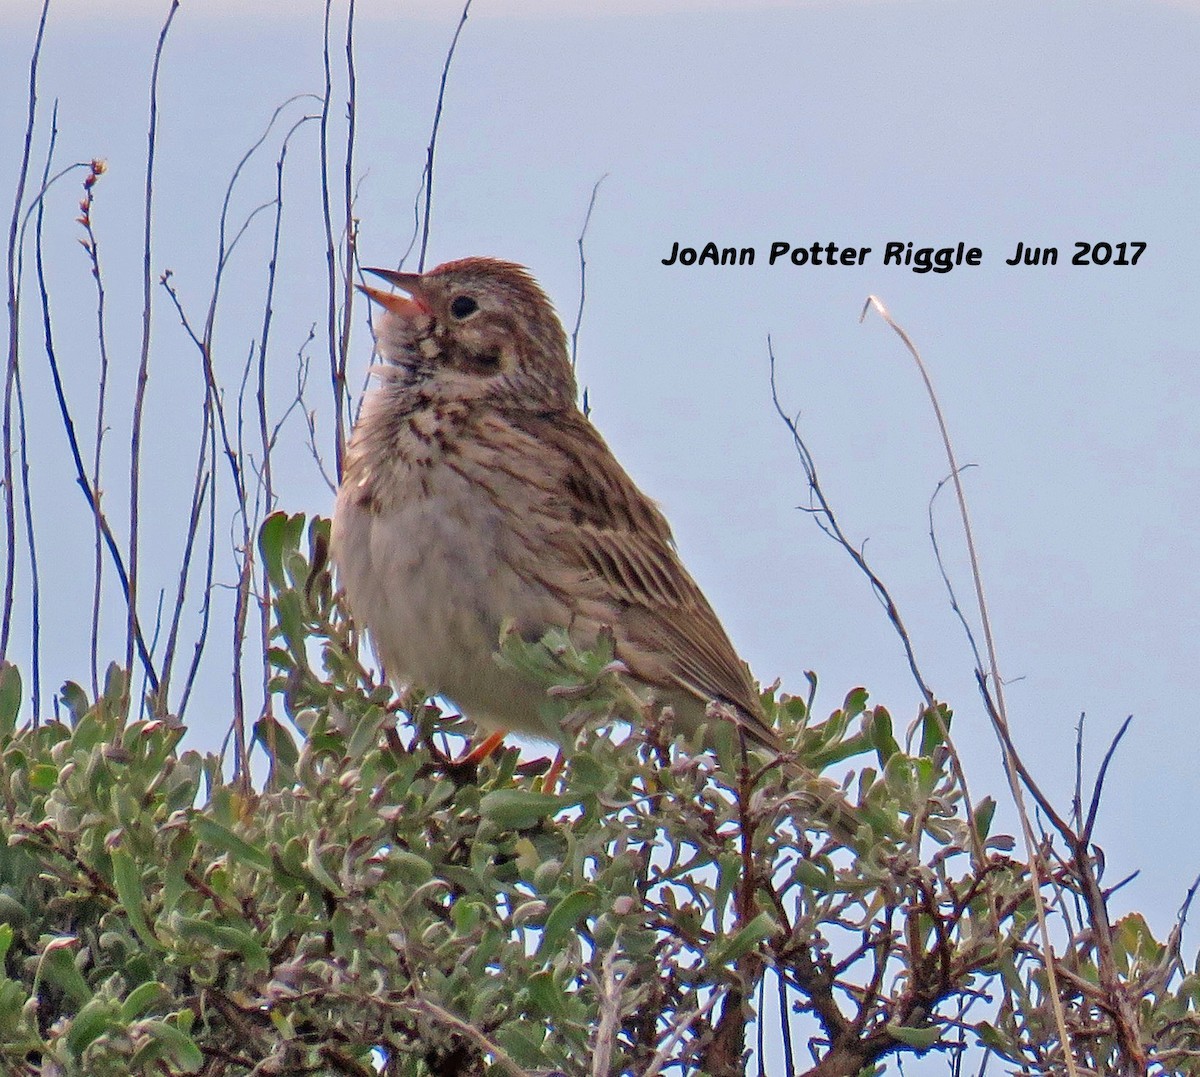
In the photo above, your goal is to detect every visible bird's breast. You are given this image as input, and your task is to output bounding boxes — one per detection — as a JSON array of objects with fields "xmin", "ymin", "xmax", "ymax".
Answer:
[{"xmin": 331, "ymin": 400, "xmax": 567, "ymax": 724}]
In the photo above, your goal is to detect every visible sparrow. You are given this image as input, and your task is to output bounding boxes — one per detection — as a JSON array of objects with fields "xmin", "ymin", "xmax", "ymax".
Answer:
[{"xmin": 330, "ymin": 257, "xmax": 780, "ymax": 755}]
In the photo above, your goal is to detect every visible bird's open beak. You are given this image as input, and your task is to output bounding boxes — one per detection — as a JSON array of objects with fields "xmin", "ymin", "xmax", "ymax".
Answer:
[{"xmin": 357, "ymin": 267, "xmax": 430, "ymax": 317}]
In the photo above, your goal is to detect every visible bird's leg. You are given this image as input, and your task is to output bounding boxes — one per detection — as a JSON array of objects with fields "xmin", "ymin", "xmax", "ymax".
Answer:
[
  {"xmin": 425, "ymin": 728, "xmax": 508, "ymax": 786},
  {"xmin": 462, "ymin": 729, "xmax": 508, "ymax": 764},
  {"xmin": 538, "ymin": 750, "xmax": 567, "ymax": 794}
]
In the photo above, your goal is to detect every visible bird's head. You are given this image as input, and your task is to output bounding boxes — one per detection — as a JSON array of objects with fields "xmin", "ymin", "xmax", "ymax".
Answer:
[{"xmin": 359, "ymin": 257, "xmax": 577, "ymax": 410}]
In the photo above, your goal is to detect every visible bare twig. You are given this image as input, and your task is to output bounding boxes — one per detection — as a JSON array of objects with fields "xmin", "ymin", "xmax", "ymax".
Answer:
[
  {"xmin": 776, "ymin": 969, "xmax": 797, "ymax": 1077},
  {"xmin": 176, "ymin": 433, "xmax": 217, "ymax": 719},
  {"xmin": 338, "ymin": 0, "xmax": 358, "ymax": 457},
  {"xmin": 590, "ymin": 938, "xmax": 624, "ymax": 1077},
  {"xmin": 12, "ymin": 364, "xmax": 38, "ymax": 718},
  {"xmin": 3, "ymin": 0, "xmax": 51, "ymax": 663},
  {"xmin": 571, "ymin": 173, "xmax": 607, "ymax": 373},
  {"xmin": 927, "ymin": 467, "xmax": 984, "ymax": 675},
  {"xmin": 416, "ymin": 0, "xmax": 473, "ymax": 273},
  {"xmin": 642, "ymin": 987, "xmax": 727, "ymax": 1077},
  {"xmin": 768, "ymin": 339, "xmax": 935, "ymax": 709},
  {"xmin": 859, "ymin": 294, "xmax": 1078, "ymax": 1077},
  {"xmin": 157, "ymin": 272, "xmax": 221, "ymax": 706},
  {"xmin": 78, "ymin": 157, "xmax": 113, "ymax": 701},
  {"xmin": 409, "ymin": 997, "xmax": 528, "ymax": 1077},
  {"xmin": 33, "ymin": 202, "xmax": 160, "ymax": 693},
  {"xmin": 254, "ymin": 114, "xmax": 318, "ymax": 716},
  {"xmin": 19, "ymin": 102, "xmax": 71, "ymax": 721},
  {"xmin": 319, "ymin": 0, "xmax": 358, "ymax": 479},
  {"xmin": 767, "ymin": 338, "xmax": 982, "ymax": 870},
  {"xmin": 127, "ymin": 0, "xmax": 180, "ymax": 697},
  {"xmin": 1081, "ymin": 715, "xmax": 1132, "ymax": 847}
]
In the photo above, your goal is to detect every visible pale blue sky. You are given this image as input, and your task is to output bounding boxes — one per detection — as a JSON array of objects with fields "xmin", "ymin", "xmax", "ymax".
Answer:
[{"xmin": 3, "ymin": 0, "xmax": 1199, "ymax": 1007}]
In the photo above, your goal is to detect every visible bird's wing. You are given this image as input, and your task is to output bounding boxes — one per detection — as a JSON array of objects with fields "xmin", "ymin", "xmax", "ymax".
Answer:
[{"xmin": 484, "ymin": 407, "xmax": 775, "ymax": 746}]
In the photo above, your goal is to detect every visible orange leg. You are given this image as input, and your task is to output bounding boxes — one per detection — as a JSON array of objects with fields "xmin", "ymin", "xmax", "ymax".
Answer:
[
  {"xmin": 538, "ymin": 750, "xmax": 566, "ymax": 794},
  {"xmin": 463, "ymin": 729, "xmax": 507, "ymax": 764}
]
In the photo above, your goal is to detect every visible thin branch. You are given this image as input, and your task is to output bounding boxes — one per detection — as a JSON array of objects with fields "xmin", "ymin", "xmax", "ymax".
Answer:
[
  {"xmin": 177, "ymin": 425, "xmax": 218, "ymax": 718},
  {"xmin": 21, "ymin": 102, "xmax": 69, "ymax": 720},
  {"xmin": 128, "ymin": 0, "xmax": 179, "ymax": 693},
  {"xmin": 1073, "ymin": 713, "xmax": 1086, "ymax": 832},
  {"xmin": 1081, "ymin": 714, "xmax": 1132, "ymax": 847},
  {"xmin": 642, "ymin": 987, "xmax": 727, "ymax": 1077},
  {"xmin": 159, "ymin": 95, "xmax": 317, "ymax": 742},
  {"xmin": 157, "ymin": 271, "xmax": 221, "ymax": 707},
  {"xmin": 768, "ymin": 337, "xmax": 983, "ymax": 871},
  {"xmin": 320, "ymin": 0, "xmax": 347, "ymax": 478},
  {"xmin": 33, "ymin": 207, "xmax": 160, "ymax": 691},
  {"xmin": 776, "ymin": 970, "xmax": 797, "ymax": 1077},
  {"xmin": 409, "ymin": 998, "xmax": 528, "ymax": 1077},
  {"xmin": 927, "ymin": 466, "xmax": 984, "ymax": 674},
  {"xmin": 571, "ymin": 173, "xmax": 607, "ymax": 372},
  {"xmin": 157, "ymin": 366, "xmax": 214, "ymax": 711},
  {"xmin": 338, "ymin": 0, "xmax": 358, "ymax": 458},
  {"xmin": 254, "ymin": 114, "xmax": 317, "ymax": 718},
  {"xmin": 78, "ymin": 156, "xmax": 112, "ymax": 702},
  {"xmin": 12, "ymin": 365, "xmax": 38, "ymax": 718},
  {"xmin": 860, "ymin": 294, "xmax": 1078, "ymax": 1077},
  {"xmin": 417, "ymin": 0, "xmax": 473, "ymax": 272},
  {"xmin": 10, "ymin": 141, "xmax": 160, "ymax": 699},
  {"xmin": 768, "ymin": 338, "xmax": 935, "ymax": 709},
  {"xmin": 3, "ymin": 0, "xmax": 51, "ymax": 662},
  {"xmin": 590, "ymin": 938, "xmax": 624, "ymax": 1077}
]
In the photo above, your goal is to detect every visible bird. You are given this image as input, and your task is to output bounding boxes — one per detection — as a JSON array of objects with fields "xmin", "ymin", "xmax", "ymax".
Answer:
[{"xmin": 330, "ymin": 257, "xmax": 781, "ymax": 760}]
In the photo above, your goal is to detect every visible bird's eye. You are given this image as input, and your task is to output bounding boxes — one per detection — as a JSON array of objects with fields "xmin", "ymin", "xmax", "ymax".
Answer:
[{"xmin": 449, "ymin": 295, "xmax": 478, "ymax": 319}]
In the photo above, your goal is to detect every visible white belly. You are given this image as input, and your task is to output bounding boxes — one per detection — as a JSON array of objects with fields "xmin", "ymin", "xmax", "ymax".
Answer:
[{"xmin": 331, "ymin": 455, "xmax": 564, "ymax": 740}]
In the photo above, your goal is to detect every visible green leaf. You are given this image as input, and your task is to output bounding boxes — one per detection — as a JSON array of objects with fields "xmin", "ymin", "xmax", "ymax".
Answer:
[
  {"xmin": 101, "ymin": 663, "xmax": 128, "ymax": 711},
  {"xmin": 305, "ymin": 835, "xmax": 343, "ymax": 896},
  {"xmin": 869, "ymin": 707, "xmax": 899, "ymax": 764},
  {"xmin": 259, "ymin": 511, "xmax": 304, "ymax": 591},
  {"xmin": 792, "ymin": 859, "xmax": 832, "ymax": 890},
  {"xmin": 193, "ymin": 816, "xmax": 273, "ymax": 872},
  {"xmin": 920, "ymin": 704, "xmax": 951, "ymax": 756},
  {"xmin": 60, "ymin": 680, "xmax": 90, "ymax": 725},
  {"xmin": 66, "ymin": 997, "xmax": 114, "ymax": 1056},
  {"xmin": 120, "ymin": 980, "xmax": 168, "ymax": 1021},
  {"xmin": 709, "ymin": 911, "xmax": 775, "ymax": 967},
  {"xmin": 274, "ymin": 590, "xmax": 307, "ymax": 662},
  {"xmin": 564, "ymin": 750, "xmax": 609, "ymax": 795},
  {"xmin": 480, "ymin": 789, "xmax": 572, "ymax": 830},
  {"xmin": 972, "ymin": 797, "xmax": 996, "ymax": 842},
  {"xmin": 112, "ymin": 849, "xmax": 159, "ymax": 950},
  {"xmin": 494, "ymin": 1019, "xmax": 550, "ymax": 1066},
  {"xmin": 29, "ymin": 763, "xmax": 57, "ymax": 791},
  {"xmin": 713, "ymin": 853, "xmax": 741, "ymax": 923},
  {"xmin": 253, "ymin": 715, "xmax": 298, "ymax": 774},
  {"xmin": 0, "ymin": 663, "xmax": 20, "ymax": 739},
  {"xmin": 1113, "ymin": 912, "xmax": 1164, "ymax": 970},
  {"xmin": 975, "ymin": 1021, "xmax": 1022, "ymax": 1063},
  {"xmin": 525, "ymin": 969, "xmax": 570, "ymax": 1019},
  {"xmin": 347, "ymin": 711, "xmax": 382, "ymax": 760},
  {"xmin": 886, "ymin": 1021, "xmax": 941, "ymax": 1049},
  {"xmin": 538, "ymin": 887, "xmax": 599, "ymax": 957},
  {"xmin": 175, "ymin": 917, "xmax": 269, "ymax": 972},
  {"xmin": 391, "ymin": 849, "xmax": 435, "ymax": 886},
  {"xmin": 137, "ymin": 1018, "xmax": 204, "ymax": 1073},
  {"xmin": 39, "ymin": 941, "xmax": 92, "ymax": 1007},
  {"xmin": 842, "ymin": 686, "xmax": 870, "ymax": 716}
]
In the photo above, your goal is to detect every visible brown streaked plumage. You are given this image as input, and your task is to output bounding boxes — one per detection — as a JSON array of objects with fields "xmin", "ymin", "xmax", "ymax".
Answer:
[{"xmin": 331, "ymin": 257, "xmax": 779, "ymax": 752}]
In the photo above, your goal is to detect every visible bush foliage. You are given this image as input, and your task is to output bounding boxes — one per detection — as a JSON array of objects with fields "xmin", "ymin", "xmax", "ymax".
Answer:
[{"xmin": 0, "ymin": 515, "xmax": 1198, "ymax": 1076}]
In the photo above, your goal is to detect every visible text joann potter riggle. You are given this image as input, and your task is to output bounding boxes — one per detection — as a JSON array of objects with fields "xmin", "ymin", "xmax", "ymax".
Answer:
[{"xmin": 660, "ymin": 240, "xmax": 1147, "ymax": 273}]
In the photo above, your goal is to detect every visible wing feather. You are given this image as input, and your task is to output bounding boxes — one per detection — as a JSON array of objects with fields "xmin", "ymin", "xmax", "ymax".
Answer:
[{"xmin": 495, "ymin": 408, "xmax": 776, "ymax": 747}]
